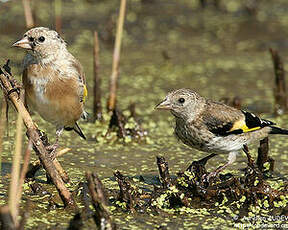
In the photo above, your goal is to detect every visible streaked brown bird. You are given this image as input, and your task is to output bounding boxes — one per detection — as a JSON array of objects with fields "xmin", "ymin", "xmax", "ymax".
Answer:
[
  {"xmin": 13, "ymin": 27, "xmax": 87, "ymax": 147},
  {"xmin": 156, "ymin": 88, "xmax": 288, "ymax": 179}
]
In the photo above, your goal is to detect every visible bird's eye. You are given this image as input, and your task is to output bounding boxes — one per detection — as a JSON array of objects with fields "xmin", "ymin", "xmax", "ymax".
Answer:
[
  {"xmin": 38, "ymin": 36, "xmax": 45, "ymax": 42},
  {"xmin": 178, "ymin": 98, "xmax": 185, "ymax": 104},
  {"xmin": 28, "ymin": 37, "xmax": 34, "ymax": 42}
]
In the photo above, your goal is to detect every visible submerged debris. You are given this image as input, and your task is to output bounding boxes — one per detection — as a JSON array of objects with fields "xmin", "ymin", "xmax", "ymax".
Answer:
[{"xmin": 108, "ymin": 142, "xmax": 288, "ymax": 221}]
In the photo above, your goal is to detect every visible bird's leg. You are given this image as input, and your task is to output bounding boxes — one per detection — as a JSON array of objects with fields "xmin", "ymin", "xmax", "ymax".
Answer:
[
  {"xmin": 46, "ymin": 127, "xmax": 64, "ymax": 160},
  {"xmin": 243, "ymin": 144, "xmax": 254, "ymax": 167},
  {"xmin": 205, "ymin": 151, "xmax": 237, "ymax": 181}
]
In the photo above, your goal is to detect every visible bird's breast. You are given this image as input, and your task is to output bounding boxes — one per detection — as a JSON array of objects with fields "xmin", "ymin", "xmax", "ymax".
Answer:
[
  {"xmin": 23, "ymin": 64, "xmax": 84, "ymax": 127},
  {"xmin": 175, "ymin": 119, "xmax": 213, "ymax": 151},
  {"xmin": 27, "ymin": 76, "xmax": 49, "ymax": 105}
]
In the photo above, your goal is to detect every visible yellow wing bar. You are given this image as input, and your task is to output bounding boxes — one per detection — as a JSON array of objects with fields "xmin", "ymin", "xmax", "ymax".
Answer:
[
  {"xmin": 83, "ymin": 85, "xmax": 88, "ymax": 102},
  {"xmin": 230, "ymin": 119, "xmax": 261, "ymax": 133}
]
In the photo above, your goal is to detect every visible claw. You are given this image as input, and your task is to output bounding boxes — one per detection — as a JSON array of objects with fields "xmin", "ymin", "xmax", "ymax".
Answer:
[
  {"xmin": 7, "ymin": 88, "xmax": 20, "ymax": 97},
  {"xmin": 46, "ymin": 143, "xmax": 59, "ymax": 161}
]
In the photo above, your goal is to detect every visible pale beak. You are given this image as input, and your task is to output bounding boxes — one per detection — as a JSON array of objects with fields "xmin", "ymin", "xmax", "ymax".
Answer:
[
  {"xmin": 12, "ymin": 37, "xmax": 32, "ymax": 49},
  {"xmin": 155, "ymin": 98, "xmax": 171, "ymax": 110}
]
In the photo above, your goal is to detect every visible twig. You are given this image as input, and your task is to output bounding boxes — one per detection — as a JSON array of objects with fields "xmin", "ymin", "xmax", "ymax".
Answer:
[
  {"xmin": 86, "ymin": 172, "xmax": 116, "ymax": 230},
  {"xmin": 107, "ymin": 0, "xmax": 127, "ymax": 111},
  {"xmin": 57, "ymin": 147, "xmax": 71, "ymax": 157},
  {"xmin": 26, "ymin": 147, "xmax": 70, "ymax": 180},
  {"xmin": 269, "ymin": 48, "xmax": 288, "ymax": 115},
  {"xmin": 22, "ymin": 0, "xmax": 34, "ymax": 29},
  {"xmin": 8, "ymin": 111, "xmax": 23, "ymax": 225},
  {"xmin": 0, "ymin": 64, "xmax": 76, "ymax": 209}
]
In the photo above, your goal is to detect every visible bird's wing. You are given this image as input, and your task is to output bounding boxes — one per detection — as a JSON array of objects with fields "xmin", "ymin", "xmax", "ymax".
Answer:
[
  {"xmin": 201, "ymin": 101, "xmax": 275, "ymax": 136},
  {"xmin": 69, "ymin": 57, "xmax": 87, "ymax": 103}
]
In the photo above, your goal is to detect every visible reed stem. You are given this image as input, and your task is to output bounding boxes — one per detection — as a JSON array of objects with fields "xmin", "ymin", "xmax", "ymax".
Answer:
[{"xmin": 107, "ymin": 0, "xmax": 127, "ymax": 111}]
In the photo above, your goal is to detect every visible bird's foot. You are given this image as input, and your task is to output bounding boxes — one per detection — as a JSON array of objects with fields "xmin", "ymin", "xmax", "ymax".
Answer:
[
  {"xmin": 202, "ymin": 171, "xmax": 218, "ymax": 183},
  {"xmin": 46, "ymin": 143, "xmax": 59, "ymax": 161},
  {"xmin": 206, "ymin": 171, "xmax": 218, "ymax": 181}
]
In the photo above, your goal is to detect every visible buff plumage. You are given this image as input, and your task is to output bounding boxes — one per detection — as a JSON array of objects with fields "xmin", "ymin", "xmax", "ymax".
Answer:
[
  {"xmin": 13, "ymin": 27, "xmax": 87, "ymax": 142},
  {"xmin": 156, "ymin": 88, "xmax": 288, "ymax": 178}
]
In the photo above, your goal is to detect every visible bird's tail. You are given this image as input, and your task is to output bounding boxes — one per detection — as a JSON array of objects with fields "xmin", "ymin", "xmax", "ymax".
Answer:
[
  {"xmin": 64, "ymin": 122, "xmax": 86, "ymax": 140},
  {"xmin": 270, "ymin": 126, "xmax": 288, "ymax": 135}
]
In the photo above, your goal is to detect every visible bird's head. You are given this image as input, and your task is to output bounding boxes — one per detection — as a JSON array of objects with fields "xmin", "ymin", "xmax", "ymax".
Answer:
[
  {"xmin": 12, "ymin": 27, "xmax": 66, "ymax": 62},
  {"xmin": 155, "ymin": 88, "xmax": 204, "ymax": 120}
]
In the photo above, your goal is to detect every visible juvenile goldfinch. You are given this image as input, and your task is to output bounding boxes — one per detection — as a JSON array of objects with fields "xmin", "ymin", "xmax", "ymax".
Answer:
[
  {"xmin": 12, "ymin": 27, "xmax": 87, "ymax": 143},
  {"xmin": 156, "ymin": 89, "xmax": 288, "ymax": 178}
]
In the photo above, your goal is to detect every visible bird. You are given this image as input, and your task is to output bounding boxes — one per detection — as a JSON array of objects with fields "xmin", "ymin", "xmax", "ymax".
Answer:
[
  {"xmin": 155, "ymin": 88, "xmax": 288, "ymax": 179},
  {"xmin": 12, "ymin": 27, "xmax": 87, "ymax": 149}
]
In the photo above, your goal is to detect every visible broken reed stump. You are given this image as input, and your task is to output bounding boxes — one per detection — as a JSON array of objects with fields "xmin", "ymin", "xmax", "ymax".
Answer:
[
  {"xmin": 0, "ymin": 62, "xmax": 76, "ymax": 209},
  {"xmin": 114, "ymin": 170, "xmax": 140, "ymax": 211},
  {"xmin": 86, "ymin": 172, "xmax": 116, "ymax": 230},
  {"xmin": 107, "ymin": 109, "xmax": 126, "ymax": 138},
  {"xmin": 186, "ymin": 153, "xmax": 217, "ymax": 182},
  {"xmin": 257, "ymin": 137, "xmax": 274, "ymax": 172},
  {"xmin": 105, "ymin": 106, "xmax": 147, "ymax": 140},
  {"xmin": 269, "ymin": 48, "xmax": 288, "ymax": 115},
  {"xmin": 107, "ymin": 0, "xmax": 127, "ymax": 111},
  {"xmin": 156, "ymin": 156, "xmax": 172, "ymax": 188},
  {"xmin": 93, "ymin": 31, "xmax": 103, "ymax": 122}
]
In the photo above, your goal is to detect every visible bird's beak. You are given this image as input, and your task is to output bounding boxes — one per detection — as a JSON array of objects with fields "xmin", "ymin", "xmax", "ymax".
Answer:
[
  {"xmin": 155, "ymin": 98, "xmax": 171, "ymax": 110},
  {"xmin": 12, "ymin": 37, "xmax": 31, "ymax": 49}
]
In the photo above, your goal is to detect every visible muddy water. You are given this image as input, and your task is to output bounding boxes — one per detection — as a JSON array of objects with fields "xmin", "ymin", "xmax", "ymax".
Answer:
[{"xmin": 1, "ymin": 0, "xmax": 288, "ymax": 229}]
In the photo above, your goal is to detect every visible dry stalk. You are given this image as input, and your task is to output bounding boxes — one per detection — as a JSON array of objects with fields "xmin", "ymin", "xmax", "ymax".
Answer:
[
  {"xmin": 93, "ymin": 31, "xmax": 103, "ymax": 121},
  {"xmin": 107, "ymin": 0, "xmax": 127, "ymax": 111},
  {"xmin": 55, "ymin": 0, "xmax": 62, "ymax": 34},
  {"xmin": 0, "ymin": 97, "xmax": 7, "ymax": 182},
  {"xmin": 16, "ymin": 140, "xmax": 32, "ymax": 207},
  {"xmin": 22, "ymin": 0, "xmax": 34, "ymax": 29},
  {"xmin": 8, "ymin": 112, "xmax": 23, "ymax": 225}
]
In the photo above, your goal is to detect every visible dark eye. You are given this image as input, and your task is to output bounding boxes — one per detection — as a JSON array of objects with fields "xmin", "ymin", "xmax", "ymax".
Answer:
[
  {"xmin": 38, "ymin": 36, "xmax": 45, "ymax": 42},
  {"xmin": 28, "ymin": 37, "xmax": 34, "ymax": 42},
  {"xmin": 178, "ymin": 98, "xmax": 185, "ymax": 104}
]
